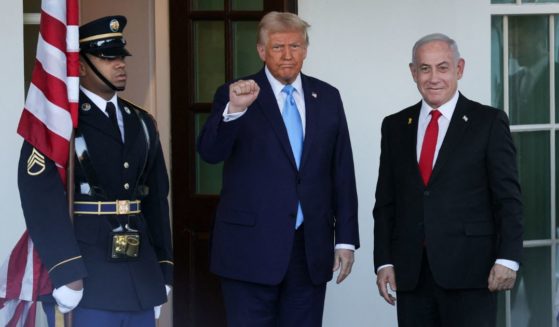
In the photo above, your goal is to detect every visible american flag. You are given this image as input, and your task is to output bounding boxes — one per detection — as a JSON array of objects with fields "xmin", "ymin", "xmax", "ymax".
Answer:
[{"xmin": 0, "ymin": 0, "xmax": 79, "ymax": 325}]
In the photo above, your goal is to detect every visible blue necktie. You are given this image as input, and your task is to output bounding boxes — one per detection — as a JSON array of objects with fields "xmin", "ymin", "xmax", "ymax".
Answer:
[{"xmin": 282, "ymin": 84, "xmax": 304, "ymax": 229}]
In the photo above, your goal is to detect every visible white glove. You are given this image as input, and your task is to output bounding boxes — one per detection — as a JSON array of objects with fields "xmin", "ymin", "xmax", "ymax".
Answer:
[
  {"xmin": 52, "ymin": 285, "xmax": 83, "ymax": 313},
  {"xmin": 154, "ymin": 285, "xmax": 172, "ymax": 319}
]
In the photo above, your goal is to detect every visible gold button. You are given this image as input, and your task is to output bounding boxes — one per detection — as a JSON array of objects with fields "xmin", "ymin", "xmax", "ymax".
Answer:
[
  {"xmin": 124, "ymin": 162, "xmax": 129, "ymax": 169},
  {"xmin": 124, "ymin": 183, "xmax": 130, "ymax": 190}
]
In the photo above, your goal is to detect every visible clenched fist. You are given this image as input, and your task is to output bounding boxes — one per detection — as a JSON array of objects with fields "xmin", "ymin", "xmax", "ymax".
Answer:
[{"xmin": 229, "ymin": 80, "xmax": 260, "ymax": 113}]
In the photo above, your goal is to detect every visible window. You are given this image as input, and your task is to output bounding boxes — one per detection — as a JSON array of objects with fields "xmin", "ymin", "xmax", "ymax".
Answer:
[{"xmin": 491, "ymin": 1, "xmax": 559, "ymax": 326}]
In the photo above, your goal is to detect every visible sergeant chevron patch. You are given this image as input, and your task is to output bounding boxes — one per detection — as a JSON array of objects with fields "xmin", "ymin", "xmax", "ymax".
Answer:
[{"xmin": 27, "ymin": 148, "xmax": 46, "ymax": 176}]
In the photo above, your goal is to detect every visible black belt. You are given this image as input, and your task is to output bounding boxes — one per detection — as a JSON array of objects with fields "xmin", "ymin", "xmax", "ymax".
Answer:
[{"xmin": 74, "ymin": 200, "xmax": 141, "ymax": 215}]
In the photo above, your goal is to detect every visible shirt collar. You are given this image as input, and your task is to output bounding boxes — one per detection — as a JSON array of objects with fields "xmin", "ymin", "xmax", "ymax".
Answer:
[
  {"xmin": 264, "ymin": 66, "xmax": 303, "ymax": 99},
  {"xmin": 419, "ymin": 90, "xmax": 459, "ymax": 123},
  {"xmin": 80, "ymin": 86, "xmax": 118, "ymax": 113}
]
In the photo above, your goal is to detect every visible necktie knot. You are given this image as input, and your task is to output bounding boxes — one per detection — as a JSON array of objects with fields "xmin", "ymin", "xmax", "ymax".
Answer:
[
  {"xmin": 282, "ymin": 85, "xmax": 296, "ymax": 106},
  {"xmin": 282, "ymin": 84, "xmax": 295, "ymax": 96},
  {"xmin": 431, "ymin": 109, "xmax": 442, "ymax": 121}
]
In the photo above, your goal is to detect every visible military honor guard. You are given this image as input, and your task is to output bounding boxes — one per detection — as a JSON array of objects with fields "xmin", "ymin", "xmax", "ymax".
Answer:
[{"xmin": 18, "ymin": 15, "xmax": 173, "ymax": 327}]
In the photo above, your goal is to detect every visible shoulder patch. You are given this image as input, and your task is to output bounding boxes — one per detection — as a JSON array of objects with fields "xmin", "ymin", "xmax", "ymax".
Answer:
[{"xmin": 27, "ymin": 148, "xmax": 46, "ymax": 176}]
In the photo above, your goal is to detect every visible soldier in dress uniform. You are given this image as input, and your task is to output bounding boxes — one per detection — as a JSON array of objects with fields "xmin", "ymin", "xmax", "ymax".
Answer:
[{"xmin": 17, "ymin": 15, "xmax": 173, "ymax": 327}]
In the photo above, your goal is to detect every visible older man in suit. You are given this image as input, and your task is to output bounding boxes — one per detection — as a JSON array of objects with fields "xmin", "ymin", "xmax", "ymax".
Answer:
[
  {"xmin": 373, "ymin": 33, "xmax": 523, "ymax": 326},
  {"xmin": 198, "ymin": 11, "xmax": 359, "ymax": 327}
]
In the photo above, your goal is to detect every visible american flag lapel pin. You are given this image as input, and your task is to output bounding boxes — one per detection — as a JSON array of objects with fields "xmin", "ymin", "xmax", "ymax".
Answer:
[
  {"xmin": 462, "ymin": 115, "xmax": 468, "ymax": 122},
  {"xmin": 408, "ymin": 117, "xmax": 413, "ymax": 125},
  {"xmin": 311, "ymin": 92, "xmax": 317, "ymax": 98}
]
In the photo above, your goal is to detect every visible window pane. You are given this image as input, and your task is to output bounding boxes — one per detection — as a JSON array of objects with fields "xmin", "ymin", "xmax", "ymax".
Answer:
[
  {"xmin": 492, "ymin": 16, "xmax": 504, "ymax": 109},
  {"xmin": 523, "ymin": 0, "xmax": 559, "ymax": 3},
  {"xmin": 513, "ymin": 132, "xmax": 550, "ymax": 240},
  {"xmin": 511, "ymin": 246, "xmax": 551, "ymax": 327},
  {"xmin": 233, "ymin": 21, "xmax": 262, "ymax": 79},
  {"xmin": 23, "ymin": 0, "xmax": 41, "ymax": 13},
  {"xmin": 195, "ymin": 113, "xmax": 223, "ymax": 194},
  {"xmin": 492, "ymin": 0, "xmax": 515, "ymax": 3},
  {"xmin": 232, "ymin": 0, "xmax": 263, "ymax": 11},
  {"xmin": 23, "ymin": 25, "xmax": 39, "ymax": 95},
  {"xmin": 192, "ymin": 0, "xmax": 223, "ymax": 10},
  {"xmin": 508, "ymin": 15, "xmax": 550, "ymax": 125},
  {"xmin": 193, "ymin": 21, "xmax": 225, "ymax": 103}
]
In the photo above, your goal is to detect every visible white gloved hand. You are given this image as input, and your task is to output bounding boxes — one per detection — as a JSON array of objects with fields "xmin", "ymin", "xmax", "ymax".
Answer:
[
  {"xmin": 52, "ymin": 285, "xmax": 83, "ymax": 313},
  {"xmin": 154, "ymin": 285, "xmax": 172, "ymax": 319}
]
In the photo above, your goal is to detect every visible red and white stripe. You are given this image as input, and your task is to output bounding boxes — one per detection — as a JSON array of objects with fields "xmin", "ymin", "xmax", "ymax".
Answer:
[
  {"xmin": 1, "ymin": 0, "xmax": 79, "ymax": 325},
  {"xmin": 0, "ymin": 232, "xmax": 52, "ymax": 327},
  {"xmin": 17, "ymin": 0, "xmax": 79, "ymax": 184}
]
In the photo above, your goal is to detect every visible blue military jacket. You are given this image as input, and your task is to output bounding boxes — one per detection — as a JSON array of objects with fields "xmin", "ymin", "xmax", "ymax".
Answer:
[{"xmin": 17, "ymin": 91, "xmax": 173, "ymax": 311}]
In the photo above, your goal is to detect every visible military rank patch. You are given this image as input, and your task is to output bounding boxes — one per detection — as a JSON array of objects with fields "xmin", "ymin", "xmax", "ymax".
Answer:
[{"xmin": 27, "ymin": 148, "xmax": 46, "ymax": 176}]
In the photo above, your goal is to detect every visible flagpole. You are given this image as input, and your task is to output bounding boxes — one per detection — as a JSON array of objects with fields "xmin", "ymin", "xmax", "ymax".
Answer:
[{"xmin": 64, "ymin": 130, "xmax": 76, "ymax": 327}]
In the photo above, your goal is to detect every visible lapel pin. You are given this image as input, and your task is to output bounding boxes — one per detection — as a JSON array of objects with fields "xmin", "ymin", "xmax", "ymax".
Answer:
[
  {"xmin": 81, "ymin": 103, "xmax": 91, "ymax": 111},
  {"xmin": 311, "ymin": 92, "xmax": 317, "ymax": 98},
  {"xmin": 462, "ymin": 115, "xmax": 468, "ymax": 122},
  {"xmin": 124, "ymin": 106, "xmax": 131, "ymax": 114},
  {"xmin": 408, "ymin": 117, "xmax": 413, "ymax": 125}
]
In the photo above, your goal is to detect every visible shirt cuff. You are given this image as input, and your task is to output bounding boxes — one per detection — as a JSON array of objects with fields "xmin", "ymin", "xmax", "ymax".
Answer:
[
  {"xmin": 222, "ymin": 102, "xmax": 247, "ymax": 122},
  {"xmin": 495, "ymin": 259, "xmax": 519, "ymax": 271},
  {"xmin": 376, "ymin": 264, "xmax": 394, "ymax": 274},
  {"xmin": 335, "ymin": 243, "xmax": 355, "ymax": 251}
]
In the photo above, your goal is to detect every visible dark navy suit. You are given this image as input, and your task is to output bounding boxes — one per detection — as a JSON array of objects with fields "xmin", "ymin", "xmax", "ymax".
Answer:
[
  {"xmin": 18, "ymin": 91, "xmax": 173, "ymax": 322},
  {"xmin": 198, "ymin": 69, "xmax": 359, "ymax": 325}
]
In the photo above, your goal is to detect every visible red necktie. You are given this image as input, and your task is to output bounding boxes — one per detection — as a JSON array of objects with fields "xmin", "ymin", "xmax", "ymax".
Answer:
[{"xmin": 418, "ymin": 110, "xmax": 442, "ymax": 185}]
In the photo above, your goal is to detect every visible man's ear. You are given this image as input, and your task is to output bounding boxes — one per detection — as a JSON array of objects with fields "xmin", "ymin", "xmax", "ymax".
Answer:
[{"xmin": 78, "ymin": 57, "xmax": 87, "ymax": 77}]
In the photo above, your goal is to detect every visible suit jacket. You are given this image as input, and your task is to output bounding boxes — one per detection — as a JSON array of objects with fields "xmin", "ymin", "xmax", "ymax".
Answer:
[
  {"xmin": 198, "ymin": 68, "xmax": 359, "ymax": 285},
  {"xmin": 18, "ymin": 92, "xmax": 173, "ymax": 311},
  {"xmin": 373, "ymin": 93, "xmax": 523, "ymax": 291}
]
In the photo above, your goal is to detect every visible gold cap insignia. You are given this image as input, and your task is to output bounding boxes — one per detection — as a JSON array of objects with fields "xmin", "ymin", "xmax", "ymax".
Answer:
[
  {"xmin": 110, "ymin": 19, "xmax": 120, "ymax": 32},
  {"xmin": 27, "ymin": 148, "xmax": 46, "ymax": 176},
  {"xmin": 81, "ymin": 103, "xmax": 91, "ymax": 111}
]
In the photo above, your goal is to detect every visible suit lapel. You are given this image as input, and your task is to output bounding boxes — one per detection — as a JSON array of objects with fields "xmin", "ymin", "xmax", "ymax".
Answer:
[
  {"xmin": 118, "ymin": 98, "xmax": 141, "ymax": 147},
  {"xmin": 79, "ymin": 92, "xmax": 122, "ymax": 144},
  {"xmin": 429, "ymin": 94, "xmax": 471, "ymax": 185},
  {"xmin": 299, "ymin": 74, "xmax": 316, "ymax": 170},
  {"xmin": 405, "ymin": 103, "xmax": 423, "ymax": 186},
  {"xmin": 254, "ymin": 70, "xmax": 299, "ymax": 169}
]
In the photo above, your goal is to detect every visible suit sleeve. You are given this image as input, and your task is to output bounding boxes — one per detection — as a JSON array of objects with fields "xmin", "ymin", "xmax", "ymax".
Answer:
[
  {"xmin": 197, "ymin": 83, "xmax": 243, "ymax": 164},
  {"xmin": 332, "ymin": 91, "xmax": 360, "ymax": 248},
  {"xmin": 141, "ymin": 117, "xmax": 174, "ymax": 285},
  {"xmin": 487, "ymin": 110, "xmax": 523, "ymax": 262},
  {"xmin": 17, "ymin": 141, "xmax": 87, "ymax": 288},
  {"xmin": 373, "ymin": 117, "xmax": 395, "ymax": 272}
]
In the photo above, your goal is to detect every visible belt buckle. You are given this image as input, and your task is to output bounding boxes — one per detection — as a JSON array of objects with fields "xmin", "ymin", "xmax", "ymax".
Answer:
[{"xmin": 116, "ymin": 200, "xmax": 130, "ymax": 215}]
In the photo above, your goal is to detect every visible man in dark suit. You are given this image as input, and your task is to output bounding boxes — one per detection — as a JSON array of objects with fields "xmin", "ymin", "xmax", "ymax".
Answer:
[
  {"xmin": 373, "ymin": 33, "xmax": 523, "ymax": 326},
  {"xmin": 198, "ymin": 11, "xmax": 359, "ymax": 327},
  {"xmin": 18, "ymin": 16, "xmax": 172, "ymax": 326}
]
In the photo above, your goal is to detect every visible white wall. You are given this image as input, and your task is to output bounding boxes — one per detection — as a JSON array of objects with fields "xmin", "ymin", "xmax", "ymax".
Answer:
[
  {"xmin": 298, "ymin": 1, "xmax": 491, "ymax": 326},
  {"xmin": 0, "ymin": 1, "xmax": 26, "ymax": 261}
]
